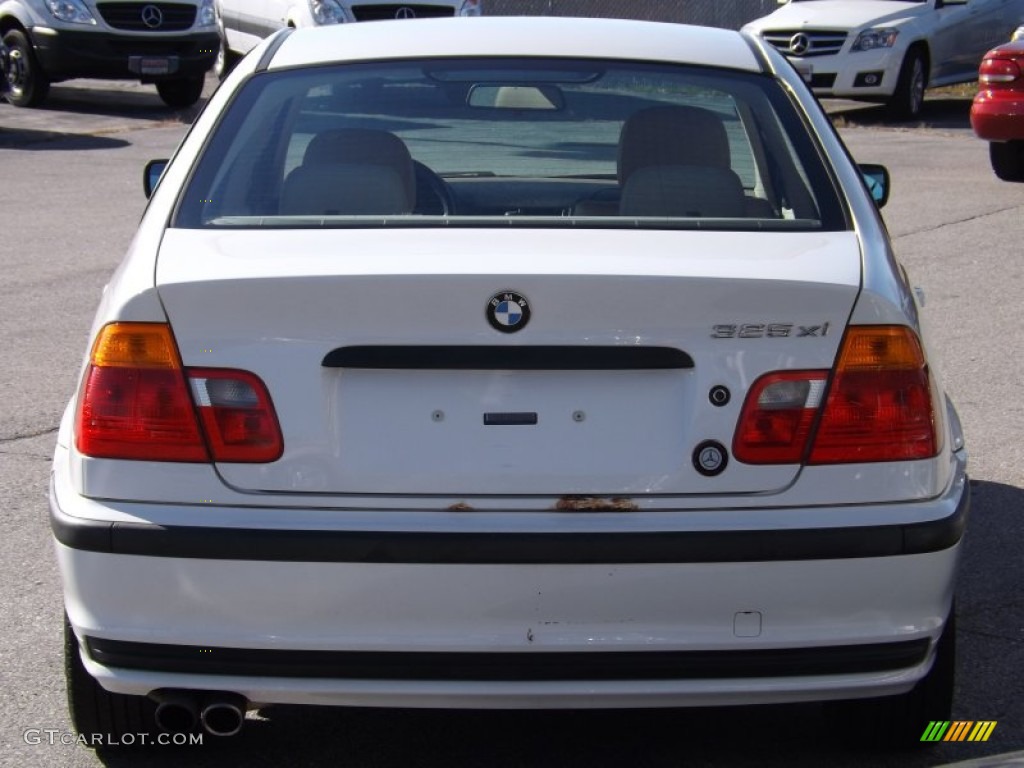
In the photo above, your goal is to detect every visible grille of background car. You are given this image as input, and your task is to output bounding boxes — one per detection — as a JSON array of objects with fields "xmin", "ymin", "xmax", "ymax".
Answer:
[
  {"xmin": 761, "ymin": 30, "xmax": 849, "ymax": 57},
  {"xmin": 350, "ymin": 4, "xmax": 456, "ymax": 21},
  {"xmin": 96, "ymin": 2, "xmax": 197, "ymax": 31},
  {"xmin": 485, "ymin": 0, "xmax": 777, "ymax": 29}
]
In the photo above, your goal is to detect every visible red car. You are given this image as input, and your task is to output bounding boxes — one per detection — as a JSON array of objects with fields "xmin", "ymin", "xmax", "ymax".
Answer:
[{"xmin": 972, "ymin": 30, "xmax": 1024, "ymax": 182}]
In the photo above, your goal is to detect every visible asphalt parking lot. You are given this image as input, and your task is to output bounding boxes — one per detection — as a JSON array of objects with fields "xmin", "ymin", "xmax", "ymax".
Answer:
[{"xmin": 2, "ymin": 76, "xmax": 1024, "ymax": 767}]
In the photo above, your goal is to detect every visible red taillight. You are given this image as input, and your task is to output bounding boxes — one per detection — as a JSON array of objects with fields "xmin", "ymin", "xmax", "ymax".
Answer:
[
  {"xmin": 733, "ymin": 371, "xmax": 828, "ymax": 464},
  {"xmin": 979, "ymin": 56, "xmax": 1022, "ymax": 85},
  {"xmin": 76, "ymin": 323, "xmax": 283, "ymax": 463},
  {"xmin": 76, "ymin": 323, "xmax": 208, "ymax": 461},
  {"xmin": 733, "ymin": 326, "xmax": 939, "ymax": 465},
  {"xmin": 809, "ymin": 326, "xmax": 938, "ymax": 464},
  {"xmin": 189, "ymin": 369, "xmax": 283, "ymax": 463}
]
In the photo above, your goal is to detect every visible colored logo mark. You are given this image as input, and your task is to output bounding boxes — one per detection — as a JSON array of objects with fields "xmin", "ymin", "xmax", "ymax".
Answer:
[
  {"xmin": 921, "ymin": 721, "xmax": 997, "ymax": 742},
  {"xmin": 486, "ymin": 291, "xmax": 531, "ymax": 333}
]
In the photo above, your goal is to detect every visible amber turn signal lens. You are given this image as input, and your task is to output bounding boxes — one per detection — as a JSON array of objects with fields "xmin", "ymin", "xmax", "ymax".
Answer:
[{"xmin": 89, "ymin": 322, "xmax": 181, "ymax": 369}]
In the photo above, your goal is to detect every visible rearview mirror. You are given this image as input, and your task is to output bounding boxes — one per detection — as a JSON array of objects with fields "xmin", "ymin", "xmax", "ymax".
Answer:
[
  {"xmin": 144, "ymin": 159, "xmax": 168, "ymax": 198},
  {"xmin": 859, "ymin": 163, "xmax": 890, "ymax": 208},
  {"xmin": 468, "ymin": 84, "xmax": 565, "ymax": 111}
]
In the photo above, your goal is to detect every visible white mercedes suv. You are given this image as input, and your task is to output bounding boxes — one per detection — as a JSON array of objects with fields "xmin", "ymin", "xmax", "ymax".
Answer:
[{"xmin": 745, "ymin": 0, "xmax": 1024, "ymax": 118}]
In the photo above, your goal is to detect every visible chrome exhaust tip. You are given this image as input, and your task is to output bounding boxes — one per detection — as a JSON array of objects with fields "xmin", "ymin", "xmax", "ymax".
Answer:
[
  {"xmin": 200, "ymin": 693, "xmax": 247, "ymax": 737},
  {"xmin": 152, "ymin": 690, "xmax": 199, "ymax": 734}
]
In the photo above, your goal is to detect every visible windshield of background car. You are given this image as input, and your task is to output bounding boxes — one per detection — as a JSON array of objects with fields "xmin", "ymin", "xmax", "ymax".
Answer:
[{"xmin": 174, "ymin": 57, "xmax": 847, "ymax": 231}]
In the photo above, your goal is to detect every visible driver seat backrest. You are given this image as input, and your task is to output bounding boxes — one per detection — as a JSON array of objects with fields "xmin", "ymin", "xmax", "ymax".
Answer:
[
  {"xmin": 280, "ymin": 128, "xmax": 416, "ymax": 215},
  {"xmin": 617, "ymin": 105, "xmax": 746, "ymax": 218}
]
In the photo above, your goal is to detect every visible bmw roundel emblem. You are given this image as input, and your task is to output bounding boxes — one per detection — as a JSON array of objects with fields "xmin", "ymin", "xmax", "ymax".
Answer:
[{"xmin": 487, "ymin": 291, "xmax": 531, "ymax": 333}]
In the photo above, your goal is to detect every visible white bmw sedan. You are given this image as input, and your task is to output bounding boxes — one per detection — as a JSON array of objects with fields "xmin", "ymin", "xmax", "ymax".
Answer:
[{"xmin": 52, "ymin": 16, "xmax": 968, "ymax": 748}]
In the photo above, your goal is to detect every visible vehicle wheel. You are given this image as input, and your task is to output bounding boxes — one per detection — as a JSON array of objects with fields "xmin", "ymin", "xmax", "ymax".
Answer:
[
  {"xmin": 65, "ymin": 612, "xmax": 158, "ymax": 748},
  {"xmin": 888, "ymin": 47, "xmax": 927, "ymax": 121},
  {"xmin": 990, "ymin": 141, "xmax": 1024, "ymax": 182},
  {"xmin": 826, "ymin": 608, "xmax": 955, "ymax": 748},
  {"xmin": 2, "ymin": 28, "xmax": 50, "ymax": 107},
  {"xmin": 156, "ymin": 75, "xmax": 205, "ymax": 109},
  {"xmin": 215, "ymin": 37, "xmax": 240, "ymax": 81}
]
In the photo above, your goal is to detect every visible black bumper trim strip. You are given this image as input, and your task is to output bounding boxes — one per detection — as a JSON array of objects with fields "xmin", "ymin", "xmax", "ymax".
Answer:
[
  {"xmin": 84, "ymin": 637, "xmax": 930, "ymax": 680},
  {"xmin": 50, "ymin": 483, "xmax": 969, "ymax": 564},
  {"xmin": 321, "ymin": 345, "xmax": 695, "ymax": 370}
]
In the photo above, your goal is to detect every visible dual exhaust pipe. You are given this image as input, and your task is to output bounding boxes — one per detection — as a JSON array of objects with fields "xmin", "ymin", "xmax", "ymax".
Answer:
[{"xmin": 152, "ymin": 690, "xmax": 247, "ymax": 737}]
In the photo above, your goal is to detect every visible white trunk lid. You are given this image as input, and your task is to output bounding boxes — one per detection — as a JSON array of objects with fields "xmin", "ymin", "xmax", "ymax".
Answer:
[{"xmin": 156, "ymin": 228, "xmax": 860, "ymax": 497}]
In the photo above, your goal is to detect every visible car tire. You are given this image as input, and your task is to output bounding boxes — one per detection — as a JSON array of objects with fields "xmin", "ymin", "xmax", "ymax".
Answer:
[
  {"xmin": 888, "ymin": 47, "xmax": 927, "ymax": 121},
  {"xmin": 2, "ymin": 28, "xmax": 50, "ymax": 108},
  {"xmin": 156, "ymin": 75, "xmax": 205, "ymax": 109},
  {"xmin": 215, "ymin": 37, "xmax": 241, "ymax": 81},
  {"xmin": 989, "ymin": 141, "xmax": 1024, "ymax": 182},
  {"xmin": 826, "ymin": 608, "xmax": 956, "ymax": 748},
  {"xmin": 65, "ymin": 612, "xmax": 158, "ymax": 749}
]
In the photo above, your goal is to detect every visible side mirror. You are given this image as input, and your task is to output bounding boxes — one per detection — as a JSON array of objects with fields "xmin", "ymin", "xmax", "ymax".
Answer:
[
  {"xmin": 144, "ymin": 159, "xmax": 169, "ymax": 199},
  {"xmin": 859, "ymin": 163, "xmax": 890, "ymax": 208}
]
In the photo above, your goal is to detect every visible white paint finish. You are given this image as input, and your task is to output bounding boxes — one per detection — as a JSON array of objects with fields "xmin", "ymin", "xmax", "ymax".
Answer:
[
  {"xmin": 62, "ymin": 540, "xmax": 955, "ymax": 706},
  {"xmin": 268, "ymin": 17, "xmax": 762, "ymax": 73},
  {"xmin": 749, "ymin": 1, "xmax": 931, "ymax": 32},
  {"xmin": 59, "ymin": 543, "xmax": 955, "ymax": 653},
  {"xmin": 156, "ymin": 229, "xmax": 862, "ymax": 284},
  {"xmin": 53, "ymin": 444, "xmax": 965, "ymax": 527},
  {"xmin": 153, "ymin": 229, "xmax": 859, "ymax": 495},
  {"xmin": 57, "ymin": 431, "xmax": 964, "ymax": 513}
]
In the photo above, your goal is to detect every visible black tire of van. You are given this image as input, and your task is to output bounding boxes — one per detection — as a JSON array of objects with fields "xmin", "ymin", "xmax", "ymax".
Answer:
[
  {"xmin": 215, "ymin": 36, "xmax": 241, "ymax": 81},
  {"xmin": 156, "ymin": 74, "xmax": 205, "ymax": 109},
  {"xmin": 2, "ymin": 28, "xmax": 50, "ymax": 107}
]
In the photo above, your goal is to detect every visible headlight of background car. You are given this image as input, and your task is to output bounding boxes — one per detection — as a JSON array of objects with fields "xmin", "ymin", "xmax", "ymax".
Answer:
[
  {"xmin": 1012, "ymin": 25, "xmax": 1024, "ymax": 42},
  {"xmin": 851, "ymin": 27, "xmax": 899, "ymax": 52},
  {"xmin": 45, "ymin": 0, "xmax": 96, "ymax": 24},
  {"xmin": 197, "ymin": 0, "xmax": 216, "ymax": 27},
  {"xmin": 309, "ymin": 0, "xmax": 348, "ymax": 24}
]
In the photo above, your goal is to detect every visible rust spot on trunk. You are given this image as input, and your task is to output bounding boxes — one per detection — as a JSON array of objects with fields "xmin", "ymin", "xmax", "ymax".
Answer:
[
  {"xmin": 554, "ymin": 496, "xmax": 638, "ymax": 512},
  {"xmin": 447, "ymin": 502, "xmax": 474, "ymax": 511}
]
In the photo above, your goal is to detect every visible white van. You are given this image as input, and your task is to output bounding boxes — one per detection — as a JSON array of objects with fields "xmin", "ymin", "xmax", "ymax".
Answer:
[
  {"xmin": 0, "ymin": 0, "xmax": 218, "ymax": 108},
  {"xmin": 215, "ymin": 0, "xmax": 482, "ymax": 77}
]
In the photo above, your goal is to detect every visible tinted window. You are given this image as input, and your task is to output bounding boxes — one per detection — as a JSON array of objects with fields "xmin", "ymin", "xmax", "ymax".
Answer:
[{"xmin": 175, "ymin": 58, "xmax": 845, "ymax": 231}]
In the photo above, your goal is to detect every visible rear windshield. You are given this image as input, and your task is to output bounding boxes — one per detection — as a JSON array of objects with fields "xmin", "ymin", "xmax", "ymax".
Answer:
[{"xmin": 174, "ymin": 57, "xmax": 846, "ymax": 231}]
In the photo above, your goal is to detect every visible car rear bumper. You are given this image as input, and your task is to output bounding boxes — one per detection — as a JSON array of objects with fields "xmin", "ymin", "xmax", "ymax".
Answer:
[
  {"xmin": 28, "ymin": 26, "xmax": 217, "ymax": 81},
  {"xmin": 51, "ymin": 448, "xmax": 968, "ymax": 709},
  {"xmin": 971, "ymin": 92, "xmax": 1024, "ymax": 142},
  {"xmin": 73, "ymin": 635, "xmax": 940, "ymax": 709}
]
